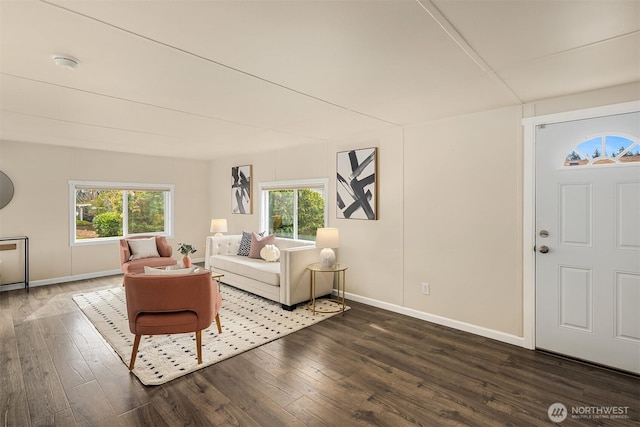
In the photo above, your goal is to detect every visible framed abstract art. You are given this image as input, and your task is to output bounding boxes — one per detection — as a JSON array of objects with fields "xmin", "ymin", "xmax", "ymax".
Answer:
[
  {"xmin": 336, "ymin": 147, "xmax": 377, "ymax": 220},
  {"xmin": 231, "ymin": 165, "xmax": 252, "ymax": 214}
]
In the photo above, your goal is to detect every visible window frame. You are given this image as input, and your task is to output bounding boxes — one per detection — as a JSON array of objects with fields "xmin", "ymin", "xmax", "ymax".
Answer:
[
  {"xmin": 69, "ymin": 180, "xmax": 174, "ymax": 246},
  {"xmin": 259, "ymin": 178, "xmax": 329, "ymax": 241},
  {"xmin": 563, "ymin": 133, "xmax": 640, "ymax": 167}
]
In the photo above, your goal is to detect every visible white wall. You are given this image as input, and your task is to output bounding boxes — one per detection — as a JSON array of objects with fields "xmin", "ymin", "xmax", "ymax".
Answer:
[
  {"xmin": 404, "ymin": 106, "xmax": 523, "ymax": 336},
  {"xmin": 0, "ymin": 141, "xmax": 211, "ymax": 284},
  {"xmin": 211, "ymin": 116, "xmax": 524, "ymax": 336}
]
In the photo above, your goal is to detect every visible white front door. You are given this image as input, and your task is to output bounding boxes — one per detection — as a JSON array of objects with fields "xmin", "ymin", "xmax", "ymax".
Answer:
[{"xmin": 535, "ymin": 111, "xmax": 640, "ymax": 374}]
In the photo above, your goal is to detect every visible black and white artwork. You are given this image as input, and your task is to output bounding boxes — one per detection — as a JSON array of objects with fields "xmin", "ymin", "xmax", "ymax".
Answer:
[
  {"xmin": 231, "ymin": 165, "xmax": 252, "ymax": 214},
  {"xmin": 336, "ymin": 147, "xmax": 377, "ymax": 220}
]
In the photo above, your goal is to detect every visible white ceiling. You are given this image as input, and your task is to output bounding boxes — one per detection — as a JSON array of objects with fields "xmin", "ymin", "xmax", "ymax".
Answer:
[{"xmin": 1, "ymin": 0, "xmax": 638, "ymax": 160}]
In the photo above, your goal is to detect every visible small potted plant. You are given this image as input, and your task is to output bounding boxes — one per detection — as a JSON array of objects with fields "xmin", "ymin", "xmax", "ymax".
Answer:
[{"xmin": 177, "ymin": 243, "xmax": 197, "ymax": 268}]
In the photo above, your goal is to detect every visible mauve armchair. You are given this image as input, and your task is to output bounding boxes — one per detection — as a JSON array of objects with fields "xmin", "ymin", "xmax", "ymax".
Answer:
[
  {"xmin": 119, "ymin": 235, "xmax": 177, "ymax": 274},
  {"xmin": 123, "ymin": 270, "xmax": 223, "ymax": 370}
]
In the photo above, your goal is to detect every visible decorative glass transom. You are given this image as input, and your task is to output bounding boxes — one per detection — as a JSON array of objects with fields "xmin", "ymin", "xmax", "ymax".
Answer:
[{"xmin": 565, "ymin": 135, "xmax": 640, "ymax": 167}]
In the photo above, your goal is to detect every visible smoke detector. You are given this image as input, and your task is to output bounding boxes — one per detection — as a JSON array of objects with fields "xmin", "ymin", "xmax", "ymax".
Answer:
[{"xmin": 52, "ymin": 55, "xmax": 79, "ymax": 70}]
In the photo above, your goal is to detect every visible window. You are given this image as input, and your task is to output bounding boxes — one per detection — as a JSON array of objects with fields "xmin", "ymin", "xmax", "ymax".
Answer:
[
  {"xmin": 259, "ymin": 179, "xmax": 328, "ymax": 241},
  {"xmin": 564, "ymin": 135, "xmax": 640, "ymax": 166},
  {"xmin": 70, "ymin": 181, "xmax": 174, "ymax": 245}
]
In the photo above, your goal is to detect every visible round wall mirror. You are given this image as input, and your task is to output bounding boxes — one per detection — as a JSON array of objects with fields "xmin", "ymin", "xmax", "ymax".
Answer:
[{"xmin": 0, "ymin": 171, "xmax": 15, "ymax": 209}]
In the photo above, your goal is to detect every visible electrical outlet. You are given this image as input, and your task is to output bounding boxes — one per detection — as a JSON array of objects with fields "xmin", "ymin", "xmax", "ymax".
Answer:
[{"xmin": 421, "ymin": 282, "xmax": 430, "ymax": 295}]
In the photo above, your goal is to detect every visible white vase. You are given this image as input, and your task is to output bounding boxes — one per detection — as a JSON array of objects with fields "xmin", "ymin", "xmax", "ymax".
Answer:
[{"xmin": 319, "ymin": 248, "xmax": 335, "ymax": 268}]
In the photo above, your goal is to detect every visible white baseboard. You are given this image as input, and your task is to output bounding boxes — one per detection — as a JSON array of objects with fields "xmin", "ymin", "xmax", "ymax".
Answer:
[
  {"xmin": 1, "ymin": 269, "xmax": 123, "ymax": 292},
  {"xmin": 336, "ymin": 290, "xmax": 527, "ymax": 348}
]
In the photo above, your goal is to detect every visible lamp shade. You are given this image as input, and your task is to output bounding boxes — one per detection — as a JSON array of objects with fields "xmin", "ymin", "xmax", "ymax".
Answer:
[
  {"xmin": 210, "ymin": 219, "xmax": 228, "ymax": 233},
  {"xmin": 316, "ymin": 228, "xmax": 339, "ymax": 248}
]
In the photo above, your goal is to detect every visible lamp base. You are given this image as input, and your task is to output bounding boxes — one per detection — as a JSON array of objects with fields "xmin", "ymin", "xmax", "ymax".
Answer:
[{"xmin": 319, "ymin": 248, "xmax": 336, "ymax": 268}]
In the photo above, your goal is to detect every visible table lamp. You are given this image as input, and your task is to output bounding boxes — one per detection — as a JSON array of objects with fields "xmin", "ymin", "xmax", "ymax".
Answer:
[
  {"xmin": 316, "ymin": 227, "xmax": 339, "ymax": 268},
  {"xmin": 210, "ymin": 219, "xmax": 228, "ymax": 236}
]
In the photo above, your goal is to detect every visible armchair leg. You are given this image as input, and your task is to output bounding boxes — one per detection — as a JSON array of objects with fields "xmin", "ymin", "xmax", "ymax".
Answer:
[
  {"xmin": 129, "ymin": 335, "xmax": 141, "ymax": 370},
  {"xmin": 195, "ymin": 330, "xmax": 203, "ymax": 364},
  {"xmin": 215, "ymin": 314, "xmax": 222, "ymax": 333}
]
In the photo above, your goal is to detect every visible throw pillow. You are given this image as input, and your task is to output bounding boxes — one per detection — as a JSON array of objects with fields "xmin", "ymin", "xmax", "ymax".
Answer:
[
  {"xmin": 249, "ymin": 233, "xmax": 276, "ymax": 259},
  {"xmin": 260, "ymin": 244, "xmax": 280, "ymax": 262},
  {"xmin": 128, "ymin": 237, "xmax": 160, "ymax": 260},
  {"xmin": 237, "ymin": 231, "xmax": 264, "ymax": 256},
  {"xmin": 143, "ymin": 266, "xmax": 196, "ymax": 275}
]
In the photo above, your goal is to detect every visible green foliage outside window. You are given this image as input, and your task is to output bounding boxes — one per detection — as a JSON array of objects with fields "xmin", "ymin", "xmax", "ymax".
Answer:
[
  {"xmin": 128, "ymin": 191, "xmax": 165, "ymax": 233},
  {"xmin": 268, "ymin": 188, "xmax": 324, "ymax": 240},
  {"xmin": 270, "ymin": 190, "xmax": 294, "ymax": 237},
  {"xmin": 94, "ymin": 190, "xmax": 123, "ymax": 215},
  {"xmin": 93, "ymin": 212, "xmax": 122, "ymax": 237},
  {"xmin": 297, "ymin": 189, "xmax": 324, "ymax": 240}
]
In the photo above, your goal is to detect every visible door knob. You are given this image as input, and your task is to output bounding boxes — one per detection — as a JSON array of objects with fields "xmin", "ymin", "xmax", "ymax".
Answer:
[{"xmin": 538, "ymin": 245, "xmax": 549, "ymax": 254}]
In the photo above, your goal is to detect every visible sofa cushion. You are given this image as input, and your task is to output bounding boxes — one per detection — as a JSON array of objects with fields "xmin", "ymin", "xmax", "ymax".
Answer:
[
  {"xmin": 211, "ymin": 255, "xmax": 280, "ymax": 286},
  {"xmin": 237, "ymin": 231, "xmax": 252, "ymax": 256},
  {"xmin": 260, "ymin": 244, "xmax": 280, "ymax": 262},
  {"xmin": 128, "ymin": 237, "xmax": 160, "ymax": 260},
  {"xmin": 249, "ymin": 233, "xmax": 275, "ymax": 259},
  {"xmin": 237, "ymin": 231, "xmax": 265, "ymax": 256},
  {"xmin": 122, "ymin": 256, "xmax": 178, "ymax": 274}
]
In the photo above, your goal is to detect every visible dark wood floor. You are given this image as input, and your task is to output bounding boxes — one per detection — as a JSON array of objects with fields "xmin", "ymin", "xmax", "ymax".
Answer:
[{"xmin": 1, "ymin": 275, "xmax": 638, "ymax": 427}]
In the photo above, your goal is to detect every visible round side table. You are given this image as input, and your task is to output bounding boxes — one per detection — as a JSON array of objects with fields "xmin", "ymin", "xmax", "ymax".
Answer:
[{"xmin": 307, "ymin": 262, "xmax": 348, "ymax": 314}]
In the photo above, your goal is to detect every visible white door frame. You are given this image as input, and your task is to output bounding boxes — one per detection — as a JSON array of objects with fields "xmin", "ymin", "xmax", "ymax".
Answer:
[{"xmin": 521, "ymin": 100, "xmax": 640, "ymax": 350}]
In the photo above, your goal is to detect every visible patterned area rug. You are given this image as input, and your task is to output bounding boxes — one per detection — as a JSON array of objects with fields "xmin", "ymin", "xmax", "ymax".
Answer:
[{"xmin": 73, "ymin": 284, "xmax": 347, "ymax": 386}]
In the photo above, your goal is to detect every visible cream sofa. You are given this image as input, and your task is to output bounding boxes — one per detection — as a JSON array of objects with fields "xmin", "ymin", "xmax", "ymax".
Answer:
[{"xmin": 205, "ymin": 234, "xmax": 333, "ymax": 310}]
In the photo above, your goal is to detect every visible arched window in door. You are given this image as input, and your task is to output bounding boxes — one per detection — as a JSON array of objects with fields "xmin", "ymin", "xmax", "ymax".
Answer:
[{"xmin": 564, "ymin": 135, "xmax": 640, "ymax": 166}]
